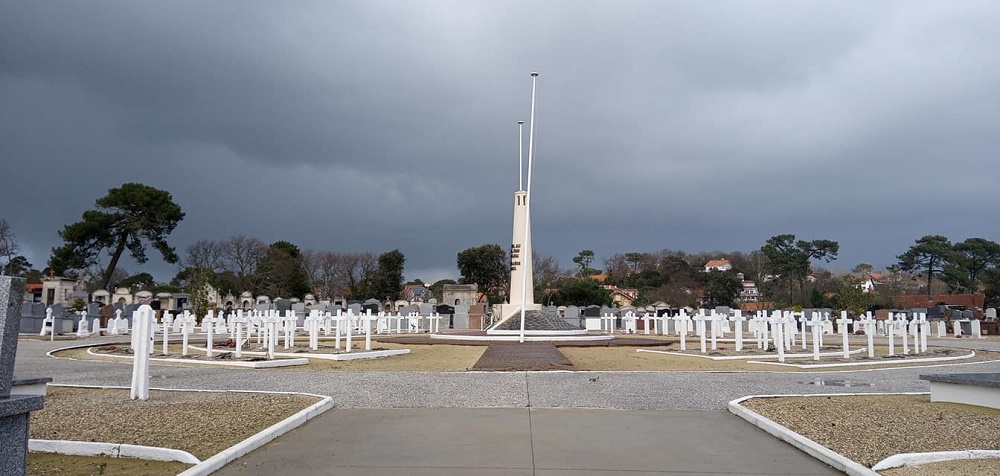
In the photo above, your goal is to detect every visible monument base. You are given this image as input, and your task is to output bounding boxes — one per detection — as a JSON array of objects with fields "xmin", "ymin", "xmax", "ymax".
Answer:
[
  {"xmin": 488, "ymin": 305, "xmax": 586, "ymax": 334},
  {"xmin": 497, "ymin": 303, "xmax": 543, "ymax": 325}
]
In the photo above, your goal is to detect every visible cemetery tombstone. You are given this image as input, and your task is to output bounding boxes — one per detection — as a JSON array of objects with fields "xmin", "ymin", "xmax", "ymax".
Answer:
[
  {"xmin": 771, "ymin": 312, "xmax": 786, "ymax": 363},
  {"xmin": 837, "ymin": 312, "xmax": 852, "ymax": 359},
  {"xmin": 1, "ymin": 276, "xmax": 47, "ymax": 475},
  {"xmin": 453, "ymin": 304, "xmax": 471, "ymax": 329},
  {"xmin": 20, "ymin": 303, "xmax": 40, "ymax": 335},
  {"xmin": 674, "ymin": 311, "xmax": 688, "ymax": 351},
  {"xmin": 971, "ymin": 319, "xmax": 982, "ymax": 338},
  {"xmin": 401, "ymin": 305, "xmax": 419, "ymax": 316},
  {"xmin": 601, "ymin": 306, "xmax": 619, "ymax": 328},
  {"xmin": 361, "ymin": 300, "xmax": 380, "ymax": 315},
  {"xmin": 275, "ymin": 299, "xmax": 292, "ymax": 317},
  {"xmin": 130, "ymin": 305, "xmax": 154, "ymax": 400},
  {"xmin": 87, "ymin": 302, "xmax": 102, "ymax": 319},
  {"xmin": 124, "ymin": 304, "xmax": 140, "ymax": 326},
  {"xmin": 76, "ymin": 311, "xmax": 89, "ymax": 337},
  {"xmin": 436, "ymin": 304, "xmax": 455, "ymax": 328}
]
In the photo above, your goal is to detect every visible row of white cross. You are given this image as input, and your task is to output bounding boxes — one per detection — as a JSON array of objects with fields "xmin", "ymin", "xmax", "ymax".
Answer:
[
  {"xmin": 138, "ymin": 308, "xmax": 445, "ymax": 358},
  {"xmin": 600, "ymin": 309, "xmax": 942, "ymax": 363},
  {"xmin": 126, "ymin": 306, "xmax": 444, "ymax": 400}
]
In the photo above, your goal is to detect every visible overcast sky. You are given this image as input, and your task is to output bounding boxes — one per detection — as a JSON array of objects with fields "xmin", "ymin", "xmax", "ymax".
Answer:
[{"xmin": 2, "ymin": 1, "xmax": 998, "ymax": 284}]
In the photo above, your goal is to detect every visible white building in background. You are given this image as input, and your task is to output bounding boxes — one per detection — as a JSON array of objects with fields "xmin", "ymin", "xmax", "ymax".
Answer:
[
  {"xmin": 737, "ymin": 273, "xmax": 760, "ymax": 303},
  {"xmin": 40, "ymin": 275, "xmax": 80, "ymax": 307},
  {"xmin": 704, "ymin": 259, "xmax": 732, "ymax": 272}
]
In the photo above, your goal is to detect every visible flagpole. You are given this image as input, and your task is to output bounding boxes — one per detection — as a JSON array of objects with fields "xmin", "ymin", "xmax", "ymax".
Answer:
[{"xmin": 520, "ymin": 72, "xmax": 538, "ymax": 344}]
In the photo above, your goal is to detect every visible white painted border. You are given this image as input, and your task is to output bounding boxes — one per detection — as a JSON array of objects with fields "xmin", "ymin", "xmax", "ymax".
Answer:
[
  {"xmin": 637, "ymin": 348, "xmax": 866, "ymax": 360},
  {"xmin": 728, "ymin": 392, "xmax": 929, "ymax": 476},
  {"xmin": 187, "ymin": 345, "xmax": 411, "ymax": 361},
  {"xmin": 84, "ymin": 347, "xmax": 309, "ymax": 368},
  {"xmin": 29, "ymin": 440, "xmax": 200, "ymax": 464},
  {"xmin": 34, "ymin": 384, "xmax": 335, "ymax": 476},
  {"xmin": 872, "ymin": 450, "xmax": 1000, "ymax": 470},
  {"xmin": 487, "ymin": 329, "xmax": 589, "ymax": 335},
  {"xmin": 748, "ymin": 351, "xmax": 975, "ymax": 368},
  {"xmin": 178, "ymin": 392, "xmax": 335, "ymax": 475},
  {"xmin": 430, "ymin": 334, "xmax": 613, "ymax": 342}
]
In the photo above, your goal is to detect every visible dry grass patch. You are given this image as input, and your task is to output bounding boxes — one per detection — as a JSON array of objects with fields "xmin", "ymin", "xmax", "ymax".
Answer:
[
  {"xmin": 741, "ymin": 395, "xmax": 1000, "ymax": 468},
  {"xmin": 53, "ymin": 340, "xmax": 998, "ymax": 372},
  {"xmin": 55, "ymin": 341, "xmax": 485, "ymax": 372},
  {"xmin": 29, "ymin": 453, "xmax": 189, "ymax": 476},
  {"xmin": 296, "ymin": 342, "xmax": 485, "ymax": 371},
  {"xmin": 561, "ymin": 345, "xmax": 998, "ymax": 372}
]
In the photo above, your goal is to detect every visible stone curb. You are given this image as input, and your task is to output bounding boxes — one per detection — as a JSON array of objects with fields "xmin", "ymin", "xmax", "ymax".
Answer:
[
  {"xmin": 636, "ymin": 348, "xmax": 867, "ymax": 360},
  {"xmin": 728, "ymin": 392, "xmax": 929, "ymax": 476},
  {"xmin": 177, "ymin": 390, "xmax": 335, "ymax": 476},
  {"xmin": 749, "ymin": 351, "xmax": 976, "ymax": 369},
  {"xmin": 188, "ymin": 344, "xmax": 412, "ymax": 361},
  {"xmin": 34, "ymin": 384, "xmax": 335, "ymax": 475},
  {"xmin": 872, "ymin": 450, "xmax": 1000, "ymax": 470},
  {"xmin": 84, "ymin": 346, "xmax": 309, "ymax": 368},
  {"xmin": 29, "ymin": 440, "xmax": 200, "ymax": 464}
]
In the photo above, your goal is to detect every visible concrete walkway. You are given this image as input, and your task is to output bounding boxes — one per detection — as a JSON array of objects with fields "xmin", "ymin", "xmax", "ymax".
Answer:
[{"xmin": 214, "ymin": 408, "xmax": 840, "ymax": 475}]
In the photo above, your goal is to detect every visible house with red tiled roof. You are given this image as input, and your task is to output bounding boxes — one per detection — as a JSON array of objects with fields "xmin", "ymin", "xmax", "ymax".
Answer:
[
  {"xmin": 588, "ymin": 274, "xmax": 637, "ymax": 306},
  {"xmin": 25, "ymin": 283, "xmax": 43, "ymax": 303},
  {"xmin": 741, "ymin": 301, "xmax": 775, "ymax": 313},
  {"xmin": 704, "ymin": 259, "xmax": 732, "ymax": 272},
  {"xmin": 610, "ymin": 288, "xmax": 639, "ymax": 307}
]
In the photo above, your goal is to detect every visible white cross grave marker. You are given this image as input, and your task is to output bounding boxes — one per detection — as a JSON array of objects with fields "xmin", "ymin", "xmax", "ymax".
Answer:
[
  {"xmin": 837, "ymin": 311, "xmax": 852, "ymax": 359},
  {"xmin": 129, "ymin": 305, "xmax": 154, "ymax": 400}
]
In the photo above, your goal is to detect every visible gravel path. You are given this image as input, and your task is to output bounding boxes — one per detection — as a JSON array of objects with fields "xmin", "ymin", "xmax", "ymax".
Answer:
[
  {"xmin": 471, "ymin": 342, "xmax": 572, "ymax": 371},
  {"xmin": 15, "ymin": 337, "xmax": 1000, "ymax": 411}
]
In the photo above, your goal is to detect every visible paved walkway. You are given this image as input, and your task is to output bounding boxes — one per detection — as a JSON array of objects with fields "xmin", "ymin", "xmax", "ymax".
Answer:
[
  {"xmin": 14, "ymin": 336, "xmax": 1000, "ymax": 474},
  {"xmin": 215, "ymin": 408, "xmax": 839, "ymax": 475},
  {"xmin": 472, "ymin": 342, "xmax": 573, "ymax": 371}
]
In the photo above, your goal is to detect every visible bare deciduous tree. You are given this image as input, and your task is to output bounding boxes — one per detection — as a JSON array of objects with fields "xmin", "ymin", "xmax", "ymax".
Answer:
[{"xmin": 0, "ymin": 218, "xmax": 18, "ymax": 263}]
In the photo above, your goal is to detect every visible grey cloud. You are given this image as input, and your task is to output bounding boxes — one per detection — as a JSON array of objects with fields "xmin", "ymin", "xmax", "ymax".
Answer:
[{"xmin": 2, "ymin": 1, "xmax": 999, "ymax": 284}]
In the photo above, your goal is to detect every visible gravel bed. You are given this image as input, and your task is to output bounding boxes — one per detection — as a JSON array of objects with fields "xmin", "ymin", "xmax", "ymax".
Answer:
[
  {"xmin": 741, "ymin": 394, "xmax": 1000, "ymax": 468},
  {"xmin": 879, "ymin": 458, "xmax": 1000, "ymax": 476},
  {"xmin": 30, "ymin": 386, "xmax": 321, "ymax": 459}
]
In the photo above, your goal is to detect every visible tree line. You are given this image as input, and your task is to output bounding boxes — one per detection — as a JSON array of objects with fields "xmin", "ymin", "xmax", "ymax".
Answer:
[{"xmin": 3, "ymin": 182, "xmax": 998, "ymax": 312}]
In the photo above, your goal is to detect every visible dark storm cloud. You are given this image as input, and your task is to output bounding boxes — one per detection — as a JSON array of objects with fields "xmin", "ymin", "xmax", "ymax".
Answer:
[{"xmin": 2, "ymin": 1, "xmax": 999, "ymax": 283}]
